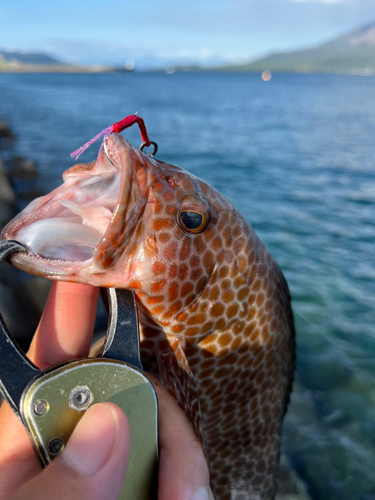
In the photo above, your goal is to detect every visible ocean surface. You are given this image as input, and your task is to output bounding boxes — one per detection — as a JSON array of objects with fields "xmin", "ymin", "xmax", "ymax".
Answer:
[{"xmin": 0, "ymin": 72, "xmax": 374, "ymax": 499}]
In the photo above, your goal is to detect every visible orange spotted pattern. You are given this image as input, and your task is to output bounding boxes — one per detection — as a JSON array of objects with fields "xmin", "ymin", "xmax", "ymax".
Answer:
[
  {"xmin": 8, "ymin": 134, "xmax": 295, "ymax": 500},
  {"xmin": 124, "ymin": 147, "xmax": 296, "ymax": 500}
]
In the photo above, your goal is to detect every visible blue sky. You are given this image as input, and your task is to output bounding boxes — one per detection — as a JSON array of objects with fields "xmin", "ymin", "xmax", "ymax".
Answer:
[{"xmin": 1, "ymin": 0, "xmax": 375, "ymax": 68}]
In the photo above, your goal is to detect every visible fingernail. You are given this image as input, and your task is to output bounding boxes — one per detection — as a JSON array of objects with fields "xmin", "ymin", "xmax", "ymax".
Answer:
[
  {"xmin": 62, "ymin": 403, "xmax": 119, "ymax": 475},
  {"xmin": 191, "ymin": 488, "xmax": 209, "ymax": 500}
]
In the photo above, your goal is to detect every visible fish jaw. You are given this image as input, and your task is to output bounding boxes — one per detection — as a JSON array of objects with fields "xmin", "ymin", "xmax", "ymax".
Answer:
[{"xmin": 1, "ymin": 134, "xmax": 150, "ymax": 286}]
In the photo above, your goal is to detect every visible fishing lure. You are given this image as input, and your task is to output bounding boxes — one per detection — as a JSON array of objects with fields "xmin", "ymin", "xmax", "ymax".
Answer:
[{"xmin": 70, "ymin": 114, "xmax": 158, "ymax": 160}]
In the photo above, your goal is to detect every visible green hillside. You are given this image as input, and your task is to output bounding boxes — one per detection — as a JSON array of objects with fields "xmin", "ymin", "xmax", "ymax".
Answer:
[
  {"xmin": 0, "ymin": 50, "xmax": 62, "ymax": 65},
  {"xmin": 220, "ymin": 22, "xmax": 375, "ymax": 74}
]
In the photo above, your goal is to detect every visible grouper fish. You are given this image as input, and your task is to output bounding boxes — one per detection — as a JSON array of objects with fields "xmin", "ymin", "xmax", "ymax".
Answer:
[{"xmin": 1, "ymin": 133, "xmax": 295, "ymax": 500}]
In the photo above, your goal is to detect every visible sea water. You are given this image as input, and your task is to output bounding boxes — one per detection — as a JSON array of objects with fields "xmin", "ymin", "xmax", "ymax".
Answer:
[{"xmin": 0, "ymin": 72, "xmax": 374, "ymax": 500}]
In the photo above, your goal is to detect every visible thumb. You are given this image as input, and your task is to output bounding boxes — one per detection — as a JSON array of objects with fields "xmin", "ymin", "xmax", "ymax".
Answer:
[{"xmin": 12, "ymin": 403, "xmax": 131, "ymax": 500}]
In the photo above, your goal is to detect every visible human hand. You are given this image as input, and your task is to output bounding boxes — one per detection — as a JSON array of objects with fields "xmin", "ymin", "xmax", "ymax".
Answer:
[{"xmin": 0, "ymin": 281, "xmax": 214, "ymax": 500}]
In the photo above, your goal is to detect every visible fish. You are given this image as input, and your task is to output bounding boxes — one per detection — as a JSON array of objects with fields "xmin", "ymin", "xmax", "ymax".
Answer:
[{"xmin": 2, "ymin": 133, "xmax": 295, "ymax": 500}]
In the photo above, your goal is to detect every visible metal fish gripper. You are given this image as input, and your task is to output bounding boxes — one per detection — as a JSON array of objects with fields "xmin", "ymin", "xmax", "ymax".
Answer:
[{"xmin": 0, "ymin": 239, "xmax": 158, "ymax": 500}]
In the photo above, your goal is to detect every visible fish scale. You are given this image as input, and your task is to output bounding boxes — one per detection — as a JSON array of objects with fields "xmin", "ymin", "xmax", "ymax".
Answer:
[
  {"xmin": 2, "ymin": 133, "xmax": 295, "ymax": 500},
  {"xmin": 133, "ymin": 162, "xmax": 295, "ymax": 499}
]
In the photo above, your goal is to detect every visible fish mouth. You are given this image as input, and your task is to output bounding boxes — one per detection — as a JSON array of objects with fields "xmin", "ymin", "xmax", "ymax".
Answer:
[{"xmin": 1, "ymin": 134, "xmax": 149, "ymax": 277}]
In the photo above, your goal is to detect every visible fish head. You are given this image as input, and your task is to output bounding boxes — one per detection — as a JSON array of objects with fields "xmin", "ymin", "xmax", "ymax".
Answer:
[{"xmin": 2, "ymin": 133, "xmax": 236, "ymax": 330}]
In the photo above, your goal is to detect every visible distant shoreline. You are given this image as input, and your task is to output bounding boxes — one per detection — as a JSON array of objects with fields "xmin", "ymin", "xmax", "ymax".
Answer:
[
  {"xmin": 1, "ymin": 64, "xmax": 375, "ymax": 76},
  {"xmin": 0, "ymin": 64, "xmax": 114, "ymax": 73}
]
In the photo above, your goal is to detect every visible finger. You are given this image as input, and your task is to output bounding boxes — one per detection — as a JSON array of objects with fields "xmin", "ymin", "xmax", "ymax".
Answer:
[
  {"xmin": 28, "ymin": 281, "xmax": 100, "ymax": 369},
  {"xmin": 149, "ymin": 376, "xmax": 214, "ymax": 500},
  {"xmin": 0, "ymin": 281, "xmax": 100, "ymax": 495},
  {"xmin": 0, "ymin": 401, "xmax": 39, "ymax": 497},
  {"xmin": 12, "ymin": 403, "xmax": 131, "ymax": 500}
]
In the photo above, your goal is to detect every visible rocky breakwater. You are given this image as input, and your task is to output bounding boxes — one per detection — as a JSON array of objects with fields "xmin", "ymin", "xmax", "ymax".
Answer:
[{"xmin": 0, "ymin": 120, "xmax": 51, "ymax": 351}]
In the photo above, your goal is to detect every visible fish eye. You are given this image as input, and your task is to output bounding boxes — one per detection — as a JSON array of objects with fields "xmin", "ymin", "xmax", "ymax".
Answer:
[
  {"xmin": 178, "ymin": 194, "xmax": 210, "ymax": 234},
  {"xmin": 179, "ymin": 211, "xmax": 206, "ymax": 233}
]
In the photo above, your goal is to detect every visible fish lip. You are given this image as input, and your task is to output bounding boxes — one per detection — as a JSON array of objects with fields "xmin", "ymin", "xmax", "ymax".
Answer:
[
  {"xmin": 93, "ymin": 134, "xmax": 149, "ymax": 270},
  {"xmin": 1, "ymin": 134, "xmax": 143, "ymax": 270},
  {"xmin": 8, "ymin": 251, "xmax": 88, "ymax": 275}
]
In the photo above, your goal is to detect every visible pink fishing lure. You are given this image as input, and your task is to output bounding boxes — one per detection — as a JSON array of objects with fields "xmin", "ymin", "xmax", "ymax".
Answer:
[{"xmin": 70, "ymin": 114, "xmax": 151, "ymax": 160}]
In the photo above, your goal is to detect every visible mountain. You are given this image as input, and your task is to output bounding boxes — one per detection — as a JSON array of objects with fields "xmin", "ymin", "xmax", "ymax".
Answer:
[
  {"xmin": 0, "ymin": 51, "xmax": 112, "ymax": 73},
  {"xmin": 0, "ymin": 50, "xmax": 62, "ymax": 65},
  {"xmin": 218, "ymin": 22, "xmax": 375, "ymax": 74}
]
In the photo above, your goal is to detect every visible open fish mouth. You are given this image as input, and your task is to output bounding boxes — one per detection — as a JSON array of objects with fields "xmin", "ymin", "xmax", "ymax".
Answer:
[
  {"xmin": 16, "ymin": 194, "xmax": 114, "ymax": 264},
  {"xmin": 18, "ymin": 215, "xmax": 104, "ymax": 263},
  {"xmin": 1, "ymin": 134, "xmax": 148, "ymax": 275}
]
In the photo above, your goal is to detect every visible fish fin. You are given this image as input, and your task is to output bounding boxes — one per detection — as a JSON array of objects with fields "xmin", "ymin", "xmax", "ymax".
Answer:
[
  {"xmin": 274, "ymin": 263, "xmax": 296, "ymax": 414},
  {"xmin": 137, "ymin": 303, "xmax": 205, "ymax": 446},
  {"xmin": 157, "ymin": 340, "xmax": 205, "ymax": 448}
]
